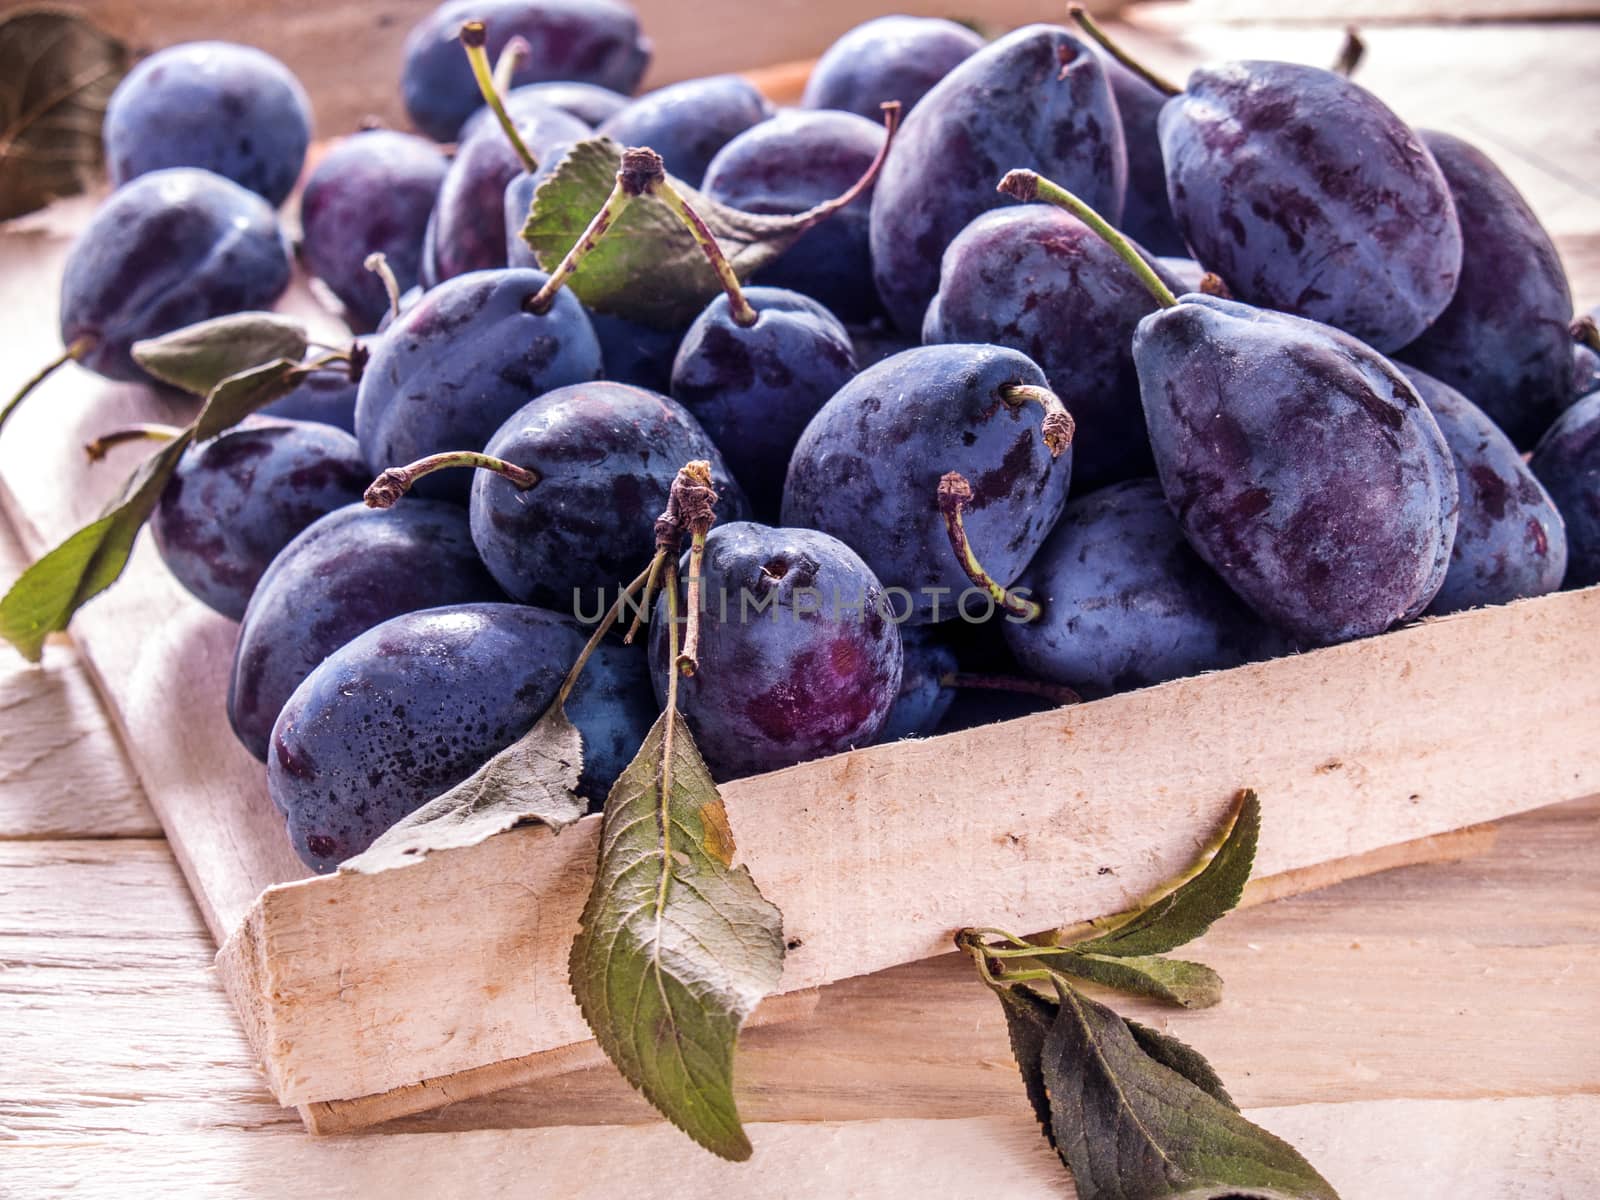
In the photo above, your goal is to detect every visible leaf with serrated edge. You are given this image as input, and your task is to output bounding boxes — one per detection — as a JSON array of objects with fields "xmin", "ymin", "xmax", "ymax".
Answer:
[
  {"xmin": 1043, "ymin": 981, "xmax": 1340, "ymax": 1200},
  {"xmin": 132, "ymin": 312, "xmax": 308, "ymax": 397},
  {"xmin": 342, "ymin": 705, "xmax": 586, "ymax": 874},
  {"xmin": 569, "ymin": 708, "xmax": 783, "ymax": 1160},
  {"xmin": 996, "ymin": 984, "xmax": 1061, "ymax": 1151},
  {"xmin": 0, "ymin": 10, "xmax": 129, "ymax": 221},
  {"xmin": 1072, "ymin": 791, "xmax": 1260, "ymax": 959},
  {"xmin": 1125, "ymin": 1019, "xmax": 1236, "ymax": 1111},
  {"xmin": 1053, "ymin": 953, "xmax": 1223, "ymax": 1010},
  {"xmin": 523, "ymin": 138, "xmax": 839, "ymax": 330},
  {"xmin": 0, "ymin": 433, "xmax": 192, "ymax": 660}
]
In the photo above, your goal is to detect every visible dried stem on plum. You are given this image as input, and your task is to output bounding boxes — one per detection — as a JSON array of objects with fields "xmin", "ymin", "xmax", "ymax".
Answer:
[
  {"xmin": 1333, "ymin": 26, "xmax": 1365, "ymax": 77},
  {"xmin": 641, "ymin": 152, "xmax": 760, "ymax": 327},
  {"xmin": 555, "ymin": 554, "xmax": 664, "ymax": 709},
  {"xmin": 999, "ymin": 169, "xmax": 1179, "ymax": 310},
  {"xmin": 460, "ymin": 20, "xmax": 537, "ymax": 173},
  {"xmin": 998, "ymin": 382, "xmax": 1075, "ymax": 457},
  {"xmin": 1198, "ymin": 272, "xmax": 1232, "ymax": 299},
  {"xmin": 82, "ymin": 422, "xmax": 183, "ymax": 462},
  {"xmin": 492, "ymin": 34, "xmax": 531, "ymax": 97},
  {"xmin": 624, "ymin": 548, "xmax": 667, "ymax": 645},
  {"xmin": 364, "ymin": 252, "xmax": 403, "ymax": 320},
  {"xmin": 1, "ymin": 335, "xmax": 94, "ymax": 437},
  {"xmin": 1067, "ymin": 5, "xmax": 1181, "ymax": 98},
  {"xmin": 941, "ymin": 672, "xmax": 1082, "ymax": 707},
  {"xmin": 936, "ymin": 471, "xmax": 1042, "ymax": 622},
  {"xmin": 1572, "ymin": 315, "xmax": 1600, "ymax": 355},
  {"xmin": 364, "ymin": 451, "xmax": 540, "ymax": 508},
  {"xmin": 524, "ymin": 169, "xmax": 639, "ymax": 314}
]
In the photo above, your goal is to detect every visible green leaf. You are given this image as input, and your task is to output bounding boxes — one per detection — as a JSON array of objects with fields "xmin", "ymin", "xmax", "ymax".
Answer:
[
  {"xmin": 1125, "ymin": 1019, "xmax": 1236, "ymax": 1111},
  {"xmin": 1072, "ymin": 791, "xmax": 1260, "ymax": 959},
  {"xmin": 190, "ymin": 357, "xmax": 310, "ymax": 440},
  {"xmin": 569, "ymin": 708, "xmax": 784, "ymax": 1160},
  {"xmin": 522, "ymin": 138, "xmax": 838, "ymax": 330},
  {"xmin": 1052, "ymin": 953, "xmax": 1223, "ymax": 1010},
  {"xmin": 342, "ymin": 705, "xmax": 587, "ymax": 874},
  {"xmin": 0, "ymin": 9, "xmax": 129, "ymax": 221},
  {"xmin": 132, "ymin": 313, "xmax": 308, "ymax": 398},
  {"xmin": 1042, "ymin": 981, "xmax": 1341, "ymax": 1200},
  {"xmin": 0, "ymin": 433, "xmax": 192, "ymax": 660},
  {"xmin": 996, "ymin": 984, "xmax": 1060, "ymax": 1150}
]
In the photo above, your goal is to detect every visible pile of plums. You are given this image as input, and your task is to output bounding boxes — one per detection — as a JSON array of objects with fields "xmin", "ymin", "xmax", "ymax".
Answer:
[{"xmin": 40, "ymin": 3, "xmax": 1600, "ymax": 873}]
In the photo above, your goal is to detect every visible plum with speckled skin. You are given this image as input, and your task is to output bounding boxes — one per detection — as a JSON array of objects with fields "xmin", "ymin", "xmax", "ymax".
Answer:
[
  {"xmin": 1159, "ymin": 62, "xmax": 1460, "ymax": 353},
  {"xmin": 258, "ymin": 340, "xmax": 373, "ymax": 434},
  {"xmin": 300, "ymin": 131, "xmax": 447, "ymax": 329},
  {"xmin": 229, "ymin": 501, "xmax": 504, "ymax": 761},
  {"xmin": 1099, "ymin": 54, "xmax": 1187, "ymax": 257},
  {"xmin": 355, "ymin": 268, "xmax": 602, "ymax": 503},
  {"xmin": 782, "ymin": 344, "xmax": 1072, "ymax": 623},
  {"xmin": 150, "ymin": 421, "xmax": 369, "ymax": 621},
  {"xmin": 596, "ymin": 75, "xmax": 773, "ymax": 187},
  {"xmin": 1156, "ymin": 257, "xmax": 1205, "ymax": 295},
  {"xmin": 702, "ymin": 110, "xmax": 885, "ymax": 323},
  {"xmin": 671, "ymin": 288, "xmax": 857, "ymax": 518},
  {"xmin": 924, "ymin": 206, "xmax": 1181, "ymax": 490},
  {"xmin": 1004, "ymin": 479, "xmax": 1296, "ymax": 695},
  {"xmin": 60, "ymin": 169, "xmax": 291, "ymax": 382},
  {"xmin": 105, "ymin": 42, "xmax": 311, "ymax": 206},
  {"xmin": 801, "ymin": 15, "xmax": 983, "ymax": 121},
  {"xmin": 470, "ymin": 381, "xmax": 748, "ymax": 608},
  {"xmin": 869, "ymin": 25, "xmax": 1126, "ymax": 335},
  {"xmin": 1396, "ymin": 367, "xmax": 1566, "ymax": 614},
  {"xmin": 1531, "ymin": 391, "xmax": 1600, "ymax": 589},
  {"xmin": 269, "ymin": 603, "xmax": 652, "ymax": 870},
  {"xmin": 589, "ymin": 313, "xmax": 683, "ymax": 391},
  {"xmin": 1134, "ymin": 295, "xmax": 1458, "ymax": 644},
  {"xmin": 401, "ymin": 0, "xmax": 649, "ymax": 142},
  {"xmin": 1398, "ymin": 132, "xmax": 1577, "ymax": 447},
  {"xmin": 649, "ymin": 522, "xmax": 902, "ymax": 779},
  {"xmin": 877, "ymin": 625, "xmax": 958, "ymax": 741},
  {"xmin": 424, "ymin": 104, "xmax": 590, "ymax": 283}
]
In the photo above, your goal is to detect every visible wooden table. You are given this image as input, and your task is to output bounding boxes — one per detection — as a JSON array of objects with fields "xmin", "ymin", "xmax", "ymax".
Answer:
[{"xmin": 5, "ymin": 13, "xmax": 1600, "ymax": 1198}]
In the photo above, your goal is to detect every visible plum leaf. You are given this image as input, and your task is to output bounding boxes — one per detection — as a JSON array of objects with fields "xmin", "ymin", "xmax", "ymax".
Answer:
[
  {"xmin": 132, "ymin": 312, "xmax": 308, "ymax": 398},
  {"xmin": 1052, "ymin": 952, "xmax": 1224, "ymax": 1009}
]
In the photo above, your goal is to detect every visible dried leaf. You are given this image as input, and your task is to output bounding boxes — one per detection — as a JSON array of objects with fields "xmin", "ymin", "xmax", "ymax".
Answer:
[
  {"xmin": 1052, "ymin": 953, "xmax": 1224, "ymax": 1010},
  {"xmin": 342, "ymin": 705, "xmax": 587, "ymax": 874},
  {"xmin": 568, "ymin": 708, "xmax": 784, "ymax": 1160},
  {"xmin": 132, "ymin": 312, "xmax": 308, "ymax": 398},
  {"xmin": 0, "ymin": 8, "xmax": 129, "ymax": 221}
]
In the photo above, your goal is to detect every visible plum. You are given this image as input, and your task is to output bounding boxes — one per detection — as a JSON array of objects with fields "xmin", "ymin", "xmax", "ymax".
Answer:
[
  {"xmin": 484, "ymin": 80, "xmax": 629, "ymax": 128},
  {"xmin": 869, "ymin": 24, "xmax": 1126, "ymax": 334},
  {"xmin": 469, "ymin": 381, "xmax": 748, "ymax": 609},
  {"xmin": 1398, "ymin": 131, "xmax": 1577, "ymax": 447},
  {"xmin": 269, "ymin": 603, "xmax": 652, "ymax": 870},
  {"xmin": 782, "ymin": 344, "xmax": 1073, "ymax": 623},
  {"xmin": 60, "ymin": 168, "xmax": 290, "ymax": 382},
  {"xmin": 1530, "ymin": 391, "xmax": 1600, "ymax": 589},
  {"xmin": 401, "ymin": 0, "xmax": 649, "ymax": 142},
  {"xmin": 354, "ymin": 267, "xmax": 602, "ymax": 503},
  {"xmin": 229, "ymin": 501, "xmax": 504, "ymax": 761},
  {"xmin": 104, "ymin": 42, "xmax": 311, "ymax": 206},
  {"xmin": 595, "ymin": 75, "xmax": 773, "ymax": 187},
  {"xmin": 1099, "ymin": 54, "xmax": 1187, "ymax": 257},
  {"xmin": 801, "ymin": 15, "xmax": 984, "ymax": 120},
  {"xmin": 299, "ymin": 131, "xmax": 447, "ymax": 329},
  {"xmin": 588, "ymin": 313, "xmax": 684, "ymax": 392},
  {"xmin": 1159, "ymin": 62, "xmax": 1460, "ymax": 353},
  {"xmin": 1134, "ymin": 295, "xmax": 1458, "ymax": 644},
  {"xmin": 877, "ymin": 624, "xmax": 959, "ymax": 741},
  {"xmin": 648, "ymin": 522, "xmax": 903, "ymax": 779}
]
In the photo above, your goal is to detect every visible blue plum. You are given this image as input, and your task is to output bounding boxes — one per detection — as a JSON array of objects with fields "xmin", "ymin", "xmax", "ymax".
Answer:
[
  {"xmin": 1573, "ymin": 342, "xmax": 1600, "ymax": 403},
  {"xmin": 229, "ymin": 501, "xmax": 504, "ymax": 761},
  {"xmin": 924, "ymin": 205, "xmax": 1182, "ymax": 490},
  {"xmin": 869, "ymin": 25, "xmax": 1126, "ymax": 334},
  {"xmin": 701, "ymin": 109, "xmax": 886, "ymax": 323},
  {"xmin": 401, "ymin": 0, "xmax": 649, "ymax": 142},
  {"xmin": 1003, "ymin": 479, "xmax": 1295, "ymax": 695},
  {"xmin": 150, "ymin": 420, "xmax": 369, "ymax": 621},
  {"xmin": 1134, "ymin": 295, "xmax": 1458, "ymax": 644},
  {"xmin": 648, "ymin": 522, "xmax": 903, "ymax": 779},
  {"xmin": 801, "ymin": 15, "xmax": 984, "ymax": 121},
  {"xmin": 269, "ymin": 603, "xmax": 652, "ymax": 870},
  {"xmin": 596, "ymin": 75, "xmax": 773, "ymax": 187},
  {"xmin": 1159, "ymin": 62, "xmax": 1461, "ymax": 353},
  {"xmin": 782, "ymin": 344, "xmax": 1073, "ymax": 623},
  {"xmin": 877, "ymin": 624, "xmax": 958, "ymax": 741},
  {"xmin": 355, "ymin": 268, "xmax": 602, "ymax": 503},
  {"xmin": 104, "ymin": 42, "xmax": 311, "ymax": 206},
  {"xmin": 486, "ymin": 80, "xmax": 629, "ymax": 128},
  {"xmin": 299, "ymin": 131, "xmax": 447, "ymax": 330},
  {"xmin": 589, "ymin": 313, "xmax": 683, "ymax": 392},
  {"xmin": 671, "ymin": 287, "xmax": 857, "ymax": 518},
  {"xmin": 1397, "ymin": 131, "xmax": 1576, "ymax": 447},
  {"xmin": 258, "ymin": 339, "xmax": 374, "ymax": 434},
  {"xmin": 469, "ymin": 380, "xmax": 748, "ymax": 608},
  {"xmin": 1156, "ymin": 256, "xmax": 1205, "ymax": 295},
  {"xmin": 1396, "ymin": 366, "xmax": 1566, "ymax": 614},
  {"xmin": 1530, "ymin": 391, "xmax": 1600, "ymax": 589},
  {"xmin": 60, "ymin": 169, "xmax": 291, "ymax": 382},
  {"xmin": 1099, "ymin": 54, "xmax": 1187, "ymax": 257}
]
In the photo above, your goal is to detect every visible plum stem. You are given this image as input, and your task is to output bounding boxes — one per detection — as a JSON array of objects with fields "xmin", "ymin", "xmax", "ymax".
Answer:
[
  {"xmin": 522, "ymin": 165, "xmax": 640, "ymax": 315},
  {"xmin": 664, "ymin": 555, "xmax": 683, "ymax": 715},
  {"xmin": 82, "ymin": 422, "xmax": 183, "ymax": 463},
  {"xmin": 936, "ymin": 471, "xmax": 1042, "ymax": 622},
  {"xmin": 1000, "ymin": 169, "xmax": 1179, "ymax": 310},
  {"xmin": 460, "ymin": 20, "xmax": 537, "ymax": 173},
  {"xmin": 999, "ymin": 383, "xmax": 1076, "ymax": 458},
  {"xmin": 677, "ymin": 528, "xmax": 708, "ymax": 677},
  {"xmin": 639, "ymin": 154, "xmax": 760, "ymax": 327},
  {"xmin": 493, "ymin": 34, "xmax": 530, "ymax": 97},
  {"xmin": 555, "ymin": 554, "xmax": 662, "ymax": 710},
  {"xmin": 940, "ymin": 672, "xmax": 1082, "ymax": 707},
  {"xmin": 1, "ymin": 336, "xmax": 94, "ymax": 437},
  {"xmin": 363, "ymin": 451, "xmax": 539, "ymax": 508},
  {"xmin": 1333, "ymin": 26, "xmax": 1365, "ymax": 77},
  {"xmin": 1572, "ymin": 315, "xmax": 1600, "ymax": 354},
  {"xmin": 644, "ymin": 460, "xmax": 719, "ymax": 674},
  {"xmin": 364, "ymin": 252, "xmax": 402, "ymax": 320},
  {"xmin": 1199, "ymin": 272, "xmax": 1232, "ymax": 299},
  {"xmin": 1067, "ymin": 5, "xmax": 1181, "ymax": 97},
  {"xmin": 624, "ymin": 548, "xmax": 668, "ymax": 645}
]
